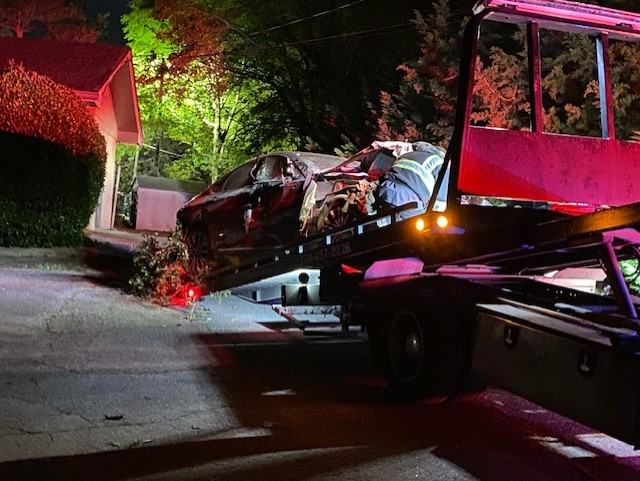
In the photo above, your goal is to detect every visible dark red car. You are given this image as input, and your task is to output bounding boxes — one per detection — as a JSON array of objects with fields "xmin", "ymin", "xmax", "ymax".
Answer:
[{"xmin": 177, "ymin": 150, "xmax": 396, "ymax": 274}]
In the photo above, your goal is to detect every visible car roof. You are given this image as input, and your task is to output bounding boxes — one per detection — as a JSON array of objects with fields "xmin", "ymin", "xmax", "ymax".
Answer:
[{"xmin": 272, "ymin": 151, "xmax": 346, "ymax": 174}]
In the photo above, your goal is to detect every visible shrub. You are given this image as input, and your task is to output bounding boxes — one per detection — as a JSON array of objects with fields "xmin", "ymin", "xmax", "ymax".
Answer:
[
  {"xmin": 0, "ymin": 62, "xmax": 106, "ymax": 159},
  {"xmin": 129, "ymin": 229, "xmax": 208, "ymax": 305},
  {"xmin": 0, "ymin": 63, "xmax": 106, "ymax": 247}
]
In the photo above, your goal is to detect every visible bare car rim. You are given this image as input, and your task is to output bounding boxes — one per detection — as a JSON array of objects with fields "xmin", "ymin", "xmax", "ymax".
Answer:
[
  {"xmin": 322, "ymin": 201, "xmax": 357, "ymax": 231},
  {"xmin": 184, "ymin": 228, "xmax": 209, "ymax": 275}
]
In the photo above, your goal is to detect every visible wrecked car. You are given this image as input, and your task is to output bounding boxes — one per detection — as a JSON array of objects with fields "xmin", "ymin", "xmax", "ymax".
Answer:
[
  {"xmin": 177, "ymin": 151, "xmax": 375, "ymax": 273},
  {"xmin": 177, "ymin": 143, "xmax": 437, "ymax": 273}
]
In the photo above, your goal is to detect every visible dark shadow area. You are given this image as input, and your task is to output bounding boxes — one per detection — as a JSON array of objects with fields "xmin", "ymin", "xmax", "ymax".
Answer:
[
  {"xmin": 2, "ymin": 328, "xmax": 640, "ymax": 480},
  {"xmin": 82, "ymin": 240, "xmax": 135, "ymax": 289}
]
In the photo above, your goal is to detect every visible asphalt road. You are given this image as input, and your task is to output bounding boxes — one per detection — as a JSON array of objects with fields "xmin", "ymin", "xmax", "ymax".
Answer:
[{"xmin": 1, "ymin": 264, "xmax": 640, "ymax": 480}]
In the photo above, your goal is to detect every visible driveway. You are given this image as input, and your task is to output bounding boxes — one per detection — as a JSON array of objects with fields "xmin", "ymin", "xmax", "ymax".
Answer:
[{"xmin": 0, "ymin": 232, "xmax": 285, "ymax": 463}]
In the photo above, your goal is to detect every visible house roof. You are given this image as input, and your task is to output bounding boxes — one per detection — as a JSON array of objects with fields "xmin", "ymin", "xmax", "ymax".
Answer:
[{"xmin": 0, "ymin": 37, "xmax": 142, "ymax": 144}]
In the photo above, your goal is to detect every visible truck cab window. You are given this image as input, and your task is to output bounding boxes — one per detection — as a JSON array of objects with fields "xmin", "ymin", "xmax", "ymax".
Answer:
[
  {"xmin": 609, "ymin": 39, "xmax": 640, "ymax": 142},
  {"xmin": 539, "ymin": 30, "xmax": 601, "ymax": 138},
  {"xmin": 472, "ymin": 21, "xmax": 531, "ymax": 131}
]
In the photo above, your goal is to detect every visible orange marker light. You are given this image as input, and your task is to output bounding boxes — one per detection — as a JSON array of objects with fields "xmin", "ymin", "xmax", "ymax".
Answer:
[
  {"xmin": 415, "ymin": 218, "xmax": 426, "ymax": 232},
  {"xmin": 436, "ymin": 215, "xmax": 449, "ymax": 229}
]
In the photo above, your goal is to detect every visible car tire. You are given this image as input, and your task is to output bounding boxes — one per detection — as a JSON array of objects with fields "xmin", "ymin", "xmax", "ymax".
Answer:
[{"xmin": 317, "ymin": 196, "xmax": 358, "ymax": 232}]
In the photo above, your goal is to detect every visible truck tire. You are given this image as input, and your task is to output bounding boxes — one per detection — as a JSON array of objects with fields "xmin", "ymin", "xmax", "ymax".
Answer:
[{"xmin": 373, "ymin": 295, "xmax": 466, "ymax": 403}]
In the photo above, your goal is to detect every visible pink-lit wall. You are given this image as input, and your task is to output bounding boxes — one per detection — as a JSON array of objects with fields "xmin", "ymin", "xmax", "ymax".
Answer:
[
  {"xmin": 87, "ymin": 87, "xmax": 119, "ymax": 229},
  {"xmin": 135, "ymin": 188, "xmax": 194, "ymax": 232}
]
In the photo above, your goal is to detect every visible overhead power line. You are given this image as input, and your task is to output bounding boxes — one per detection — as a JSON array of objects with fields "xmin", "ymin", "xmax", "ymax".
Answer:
[
  {"xmin": 249, "ymin": 0, "xmax": 369, "ymax": 37},
  {"xmin": 132, "ymin": 20, "xmax": 421, "ymax": 61},
  {"xmin": 283, "ymin": 22, "xmax": 414, "ymax": 47}
]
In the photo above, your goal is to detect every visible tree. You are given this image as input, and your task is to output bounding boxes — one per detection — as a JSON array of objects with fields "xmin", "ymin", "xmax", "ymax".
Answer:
[
  {"xmin": 123, "ymin": 0, "xmax": 253, "ymax": 182},
  {"xmin": 222, "ymin": 0, "xmax": 427, "ymax": 154},
  {"xmin": 372, "ymin": 0, "xmax": 471, "ymax": 147},
  {"xmin": 372, "ymin": 0, "xmax": 640, "ymax": 146},
  {"xmin": 0, "ymin": 0, "xmax": 104, "ymax": 42}
]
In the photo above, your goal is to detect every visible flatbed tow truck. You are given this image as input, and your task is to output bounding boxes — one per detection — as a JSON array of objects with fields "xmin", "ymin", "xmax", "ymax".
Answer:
[{"xmin": 197, "ymin": 0, "xmax": 640, "ymax": 447}]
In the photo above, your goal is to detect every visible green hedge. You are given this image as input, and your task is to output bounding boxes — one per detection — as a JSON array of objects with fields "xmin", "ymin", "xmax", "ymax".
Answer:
[
  {"xmin": 0, "ymin": 132, "xmax": 104, "ymax": 246},
  {"xmin": 0, "ymin": 62, "xmax": 106, "ymax": 247}
]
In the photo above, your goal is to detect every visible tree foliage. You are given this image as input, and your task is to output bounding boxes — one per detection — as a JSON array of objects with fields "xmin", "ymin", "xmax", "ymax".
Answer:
[
  {"xmin": 372, "ymin": 0, "xmax": 640, "ymax": 146},
  {"xmin": 373, "ymin": 0, "xmax": 470, "ymax": 147},
  {"xmin": 123, "ymin": 0, "xmax": 254, "ymax": 182},
  {"xmin": 222, "ymin": 0, "xmax": 427, "ymax": 154},
  {"xmin": 122, "ymin": 0, "xmax": 428, "ymax": 184},
  {"xmin": 0, "ymin": 0, "xmax": 105, "ymax": 42}
]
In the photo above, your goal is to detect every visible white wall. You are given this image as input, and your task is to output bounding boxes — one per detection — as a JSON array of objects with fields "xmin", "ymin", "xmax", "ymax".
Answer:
[{"xmin": 87, "ymin": 88, "xmax": 118, "ymax": 230}]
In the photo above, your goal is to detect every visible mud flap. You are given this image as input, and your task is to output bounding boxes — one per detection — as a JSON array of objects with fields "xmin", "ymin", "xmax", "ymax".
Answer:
[{"xmin": 472, "ymin": 303, "xmax": 640, "ymax": 447}]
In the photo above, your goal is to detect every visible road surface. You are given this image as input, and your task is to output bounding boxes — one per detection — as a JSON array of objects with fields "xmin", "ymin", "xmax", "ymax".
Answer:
[{"xmin": 0, "ymin": 265, "xmax": 639, "ymax": 480}]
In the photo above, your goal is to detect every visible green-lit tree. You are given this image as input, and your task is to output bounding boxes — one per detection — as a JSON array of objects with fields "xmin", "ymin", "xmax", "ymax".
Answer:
[{"xmin": 123, "ymin": 0, "xmax": 253, "ymax": 182}]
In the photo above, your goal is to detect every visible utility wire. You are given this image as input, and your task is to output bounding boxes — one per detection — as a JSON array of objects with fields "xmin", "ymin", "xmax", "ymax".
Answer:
[
  {"xmin": 227, "ymin": 21, "xmax": 419, "ymax": 57},
  {"xmin": 131, "ymin": 20, "xmax": 420, "ymax": 61},
  {"xmin": 141, "ymin": 143, "xmax": 183, "ymax": 158},
  {"xmin": 283, "ymin": 22, "xmax": 414, "ymax": 47},
  {"xmin": 129, "ymin": 16, "xmax": 468, "ymax": 62},
  {"xmin": 248, "ymin": 0, "xmax": 369, "ymax": 36}
]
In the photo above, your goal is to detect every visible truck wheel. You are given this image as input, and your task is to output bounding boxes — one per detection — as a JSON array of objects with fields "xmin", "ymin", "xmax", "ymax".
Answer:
[
  {"xmin": 183, "ymin": 226, "xmax": 210, "ymax": 276},
  {"xmin": 383, "ymin": 299, "xmax": 464, "ymax": 403}
]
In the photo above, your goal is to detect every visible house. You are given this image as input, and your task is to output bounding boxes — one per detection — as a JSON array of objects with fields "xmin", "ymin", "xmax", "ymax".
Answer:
[
  {"xmin": 0, "ymin": 37, "xmax": 142, "ymax": 229},
  {"xmin": 132, "ymin": 175, "xmax": 207, "ymax": 232}
]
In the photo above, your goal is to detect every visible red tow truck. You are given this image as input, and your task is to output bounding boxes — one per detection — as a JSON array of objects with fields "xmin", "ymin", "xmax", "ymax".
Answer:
[{"xmin": 196, "ymin": 0, "xmax": 640, "ymax": 447}]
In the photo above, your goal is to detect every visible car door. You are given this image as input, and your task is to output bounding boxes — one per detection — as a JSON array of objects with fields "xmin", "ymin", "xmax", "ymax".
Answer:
[
  {"xmin": 201, "ymin": 159, "xmax": 256, "ymax": 248},
  {"xmin": 246, "ymin": 155, "xmax": 306, "ymax": 245}
]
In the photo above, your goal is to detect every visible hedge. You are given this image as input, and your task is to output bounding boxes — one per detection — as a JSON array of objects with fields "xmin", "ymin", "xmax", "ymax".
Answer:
[{"xmin": 0, "ymin": 63, "xmax": 106, "ymax": 247}]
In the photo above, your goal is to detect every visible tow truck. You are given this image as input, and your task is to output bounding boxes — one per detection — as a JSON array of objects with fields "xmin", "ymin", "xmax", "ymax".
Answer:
[{"xmin": 195, "ymin": 0, "xmax": 640, "ymax": 447}]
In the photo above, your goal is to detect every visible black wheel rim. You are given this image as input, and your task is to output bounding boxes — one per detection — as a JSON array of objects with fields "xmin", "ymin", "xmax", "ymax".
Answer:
[
  {"xmin": 323, "ymin": 204, "xmax": 356, "ymax": 230},
  {"xmin": 185, "ymin": 230, "xmax": 208, "ymax": 275},
  {"xmin": 388, "ymin": 311, "xmax": 424, "ymax": 384}
]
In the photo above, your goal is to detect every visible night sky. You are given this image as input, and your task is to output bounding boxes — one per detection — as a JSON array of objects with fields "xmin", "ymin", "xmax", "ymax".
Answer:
[{"xmin": 84, "ymin": 0, "xmax": 131, "ymax": 45}]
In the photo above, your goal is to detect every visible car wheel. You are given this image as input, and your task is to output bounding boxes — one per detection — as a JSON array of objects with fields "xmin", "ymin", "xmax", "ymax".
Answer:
[
  {"xmin": 183, "ymin": 226, "xmax": 210, "ymax": 276},
  {"xmin": 321, "ymin": 198, "xmax": 357, "ymax": 231}
]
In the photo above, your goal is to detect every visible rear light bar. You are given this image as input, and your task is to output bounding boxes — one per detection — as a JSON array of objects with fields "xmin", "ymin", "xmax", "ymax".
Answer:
[{"xmin": 473, "ymin": 0, "xmax": 640, "ymax": 32}]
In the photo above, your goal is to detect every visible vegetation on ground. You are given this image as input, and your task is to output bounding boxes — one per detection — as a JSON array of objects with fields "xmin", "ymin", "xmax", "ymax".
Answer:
[{"xmin": 129, "ymin": 228, "xmax": 208, "ymax": 305}]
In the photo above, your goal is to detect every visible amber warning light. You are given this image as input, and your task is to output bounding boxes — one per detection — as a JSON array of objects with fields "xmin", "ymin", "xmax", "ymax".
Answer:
[
  {"xmin": 414, "ymin": 214, "xmax": 465, "ymax": 235},
  {"xmin": 436, "ymin": 215, "xmax": 449, "ymax": 229},
  {"xmin": 415, "ymin": 215, "xmax": 450, "ymax": 232}
]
